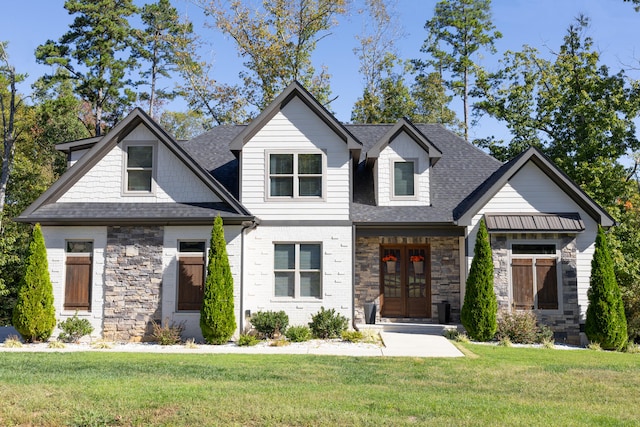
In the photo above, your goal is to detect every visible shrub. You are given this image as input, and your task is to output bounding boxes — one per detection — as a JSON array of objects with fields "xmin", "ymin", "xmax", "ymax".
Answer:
[
  {"xmin": 460, "ymin": 219, "xmax": 497, "ymax": 342},
  {"xmin": 57, "ymin": 312, "xmax": 94, "ymax": 343},
  {"xmin": 200, "ymin": 216, "xmax": 236, "ymax": 345},
  {"xmin": 341, "ymin": 330, "xmax": 364, "ymax": 343},
  {"xmin": 585, "ymin": 226, "xmax": 628, "ymax": 351},
  {"xmin": 237, "ymin": 334, "xmax": 260, "ymax": 346},
  {"xmin": 151, "ymin": 319, "xmax": 184, "ymax": 345},
  {"xmin": 285, "ymin": 325, "xmax": 312, "ymax": 342},
  {"xmin": 250, "ymin": 310, "xmax": 289, "ymax": 338},
  {"xmin": 309, "ymin": 307, "xmax": 348, "ymax": 339},
  {"xmin": 12, "ymin": 224, "xmax": 56, "ymax": 342},
  {"xmin": 443, "ymin": 328, "xmax": 460, "ymax": 340},
  {"xmin": 3, "ymin": 335, "xmax": 22, "ymax": 348},
  {"xmin": 495, "ymin": 311, "xmax": 553, "ymax": 344},
  {"xmin": 48, "ymin": 341, "xmax": 66, "ymax": 349}
]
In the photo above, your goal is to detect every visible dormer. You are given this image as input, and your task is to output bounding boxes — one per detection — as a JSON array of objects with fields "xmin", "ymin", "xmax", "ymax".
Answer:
[{"xmin": 365, "ymin": 118, "xmax": 442, "ymax": 207}]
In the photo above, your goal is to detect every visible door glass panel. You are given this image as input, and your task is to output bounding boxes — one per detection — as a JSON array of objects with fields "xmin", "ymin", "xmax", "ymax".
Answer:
[
  {"xmin": 382, "ymin": 249, "xmax": 401, "ymax": 298},
  {"xmin": 408, "ymin": 248, "xmax": 427, "ymax": 298}
]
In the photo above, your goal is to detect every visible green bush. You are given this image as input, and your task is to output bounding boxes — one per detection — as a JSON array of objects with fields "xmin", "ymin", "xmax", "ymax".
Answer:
[
  {"xmin": 586, "ymin": 226, "xmax": 628, "ymax": 351},
  {"xmin": 460, "ymin": 219, "xmax": 497, "ymax": 341},
  {"xmin": 285, "ymin": 325, "xmax": 312, "ymax": 342},
  {"xmin": 341, "ymin": 330, "xmax": 364, "ymax": 342},
  {"xmin": 309, "ymin": 307, "xmax": 348, "ymax": 339},
  {"xmin": 496, "ymin": 311, "xmax": 553, "ymax": 344},
  {"xmin": 12, "ymin": 224, "xmax": 56, "ymax": 342},
  {"xmin": 237, "ymin": 334, "xmax": 260, "ymax": 346},
  {"xmin": 151, "ymin": 319, "xmax": 184, "ymax": 345},
  {"xmin": 200, "ymin": 216, "xmax": 236, "ymax": 344},
  {"xmin": 57, "ymin": 312, "xmax": 94, "ymax": 343},
  {"xmin": 250, "ymin": 310, "xmax": 289, "ymax": 338}
]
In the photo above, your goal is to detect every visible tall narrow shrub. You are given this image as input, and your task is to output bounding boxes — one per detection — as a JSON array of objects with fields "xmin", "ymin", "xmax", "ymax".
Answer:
[
  {"xmin": 200, "ymin": 216, "xmax": 236, "ymax": 344},
  {"xmin": 585, "ymin": 226, "xmax": 627, "ymax": 350},
  {"xmin": 461, "ymin": 218, "xmax": 497, "ymax": 341},
  {"xmin": 12, "ymin": 224, "xmax": 56, "ymax": 342}
]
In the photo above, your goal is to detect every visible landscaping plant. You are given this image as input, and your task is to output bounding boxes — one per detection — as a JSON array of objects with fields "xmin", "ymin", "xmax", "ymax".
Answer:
[
  {"xmin": 250, "ymin": 310, "xmax": 289, "ymax": 338},
  {"xmin": 496, "ymin": 310, "xmax": 553, "ymax": 344},
  {"xmin": 57, "ymin": 312, "xmax": 94, "ymax": 343},
  {"xmin": 309, "ymin": 307, "xmax": 348, "ymax": 339},
  {"xmin": 586, "ymin": 226, "xmax": 628, "ymax": 350},
  {"xmin": 151, "ymin": 319, "xmax": 184, "ymax": 345},
  {"xmin": 200, "ymin": 216, "xmax": 236, "ymax": 344},
  {"xmin": 285, "ymin": 325, "xmax": 312, "ymax": 342},
  {"xmin": 12, "ymin": 224, "xmax": 56, "ymax": 342},
  {"xmin": 460, "ymin": 218, "xmax": 497, "ymax": 341}
]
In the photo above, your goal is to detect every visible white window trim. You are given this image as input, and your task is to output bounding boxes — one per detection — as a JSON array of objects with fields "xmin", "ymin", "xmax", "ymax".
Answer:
[
  {"xmin": 508, "ymin": 240, "xmax": 563, "ymax": 314},
  {"xmin": 273, "ymin": 242, "xmax": 323, "ymax": 300},
  {"xmin": 63, "ymin": 239, "xmax": 94, "ymax": 314},
  {"xmin": 390, "ymin": 158, "xmax": 419, "ymax": 201},
  {"xmin": 122, "ymin": 141, "xmax": 158, "ymax": 196},
  {"xmin": 176, "ymin": 240, "xmax": 207, "ymax": 313},
  {"xmin": 265, "ymin": 150, "xmax": 327, "ymax": 201}
]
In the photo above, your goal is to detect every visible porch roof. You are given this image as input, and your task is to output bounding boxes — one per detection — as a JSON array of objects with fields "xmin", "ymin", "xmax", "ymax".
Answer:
[{"xmin": 484, "ymin": 213, "xmax": 585, "ymax": 233}]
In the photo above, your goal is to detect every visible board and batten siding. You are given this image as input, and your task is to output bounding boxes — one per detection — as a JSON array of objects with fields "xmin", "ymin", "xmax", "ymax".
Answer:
[
  {"xmin": 376, "ymin": 132, "xmax": 430, "ymax": 206},
  {"xmin": 240, "ymin": 97, "xmax": 351, "ymax": 221},
  {"xmin": 58, "ymin": 124, "xmax": 220, "ymax": 204},
  {"xmin": 41, "ymin": 226, "xmax": 107, "ymax": 339},
  {"xmin": 465, "ymin": 161, "xmax": 598, "ymax": 319},
  {"xmin": 161, "ymin": 225, "xmax": 242, "ymax": 340},
  {"xmin": 242, "ymin": 225, "xmax": 353, "ymax": 328}
]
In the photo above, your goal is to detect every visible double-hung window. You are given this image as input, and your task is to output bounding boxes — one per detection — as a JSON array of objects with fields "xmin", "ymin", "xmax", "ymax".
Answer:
[
  {"xmin": 125, "ymin": 145, "xmax": 154, "ymax": 193},
  {"xmin": 65, "ymin": 241, "xmax": 93, "ymax": 311},
  {"xmin": 269, "ymin": 153, "xmax": 323, "ymax": 198},
  {"xmin": 511, "ymin": 244, "xmax": 559, "ymax": 310},
  {"xmin": 393, "ymin": 160, "xmax": 416, "ymax": 198},
  {"xmin": 274, "ymin": 243, "xmax": 322, "ymax": 298}
]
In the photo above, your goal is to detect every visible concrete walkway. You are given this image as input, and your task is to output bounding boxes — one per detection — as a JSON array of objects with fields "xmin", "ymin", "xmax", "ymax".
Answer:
[{"xmin": 370, "ymin": 323, "xmax": 464, "ymax": 358}]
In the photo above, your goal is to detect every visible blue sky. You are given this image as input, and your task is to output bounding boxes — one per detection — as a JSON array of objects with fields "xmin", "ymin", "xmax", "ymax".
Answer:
[{"xmin": 1, "ymin": 0, "xmax": 639, "ymax": 143}]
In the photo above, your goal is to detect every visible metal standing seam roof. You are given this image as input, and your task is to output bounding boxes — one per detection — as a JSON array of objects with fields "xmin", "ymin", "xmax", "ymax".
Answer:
[{"xmin": 484, "ymin": 213, "xmax": 585, "ymax": 232}]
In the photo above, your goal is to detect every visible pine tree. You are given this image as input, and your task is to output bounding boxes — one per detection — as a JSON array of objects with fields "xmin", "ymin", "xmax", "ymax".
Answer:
[
  {"xmin": 12, "ymin": 224, "xmax": 56, "ymax": 342},
  {"xmin": 200, "ymin": 216, "xmax": 236, "ymax": 344},
  {"xmin": 461, "ymin": 218, "xmax": 497, "ymax": 341},
  {"xmin": 585, "ymin": 226, "xmax": 628, "ymax": 350}
]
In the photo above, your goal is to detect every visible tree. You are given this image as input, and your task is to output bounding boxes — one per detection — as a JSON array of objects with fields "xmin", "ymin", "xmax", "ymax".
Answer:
[
  {"xmin": 461, "ymin": 218, "xmax": 497, "ymax": 341},
  {"xmin": 585, "ymin": 226, "xmax": 628, "ymax": 350},
  {"xmin": 202, "ymin": 0, "xmax": 346, "ymax": 112},
  {"xmin": 416, "ymin": 0, "xmax": 501, "ymax": 140},
  {"xmin": 411, "ymin": 71, "xmax": 460, "ymax": 127},
  {"xmin": 133, "ymin": 0, "xmax": 194, "ymax": 117},
  {"xmin": 159, "ymin": 110, "xmax": 207, "ymax": 140},
  {"xmin": 200, "ymin": 216, "xmax": 236, "ymax": 344},
  {"xmin": 35, "ymin": 0, "xmax": 138, "ymax": 136},
  {"xmin": 12, "ymin": 224, "xmax": 56, "ymax": 342}
]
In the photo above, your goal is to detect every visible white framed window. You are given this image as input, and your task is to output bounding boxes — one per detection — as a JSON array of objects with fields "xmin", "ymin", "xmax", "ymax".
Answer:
[
  {"xmin": 177, "ymin": 241, "xmax": 206, "ymax": 311},
  {"xmin": 392, "ymin": 160, "xmax": 417, "ymax": 199},
  {"xmin": 510, "ymin": 243, "xmax": 560, "ymax": 311},
  {"xmin": 124, "ymin": 143, "xmax": 155, "ymax": 193},
  {"xmin": 64, "ymin": 240, "xmax": 93, "ymax": 311},
  {"xmin": 268, "ymin": 152, "xmax": 324, "ymax": 199},
  {"xmin": 274, "ymin": 243, "xmax": 322, "ymax": 298}
]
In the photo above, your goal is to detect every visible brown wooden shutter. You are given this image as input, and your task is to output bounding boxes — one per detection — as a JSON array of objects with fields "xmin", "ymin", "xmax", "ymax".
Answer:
[
  {"xmin": 65, "ymin": 256, "xmax": 92, "ymax": 310},
  {"xmin": 512, "ymin": 258, "xmax": 534, "ymax": 309},
  {"xmin": 178, "ymin": 256, "xmax": 205, "ymax": 311},
  {"xmin": 536, "ymin": 258, "xmax": 558, "ymax": 309}
]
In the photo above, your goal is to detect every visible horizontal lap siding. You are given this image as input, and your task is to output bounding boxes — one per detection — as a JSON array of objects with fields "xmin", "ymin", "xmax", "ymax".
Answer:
[{"xmin": 240, "ymin": 97, "xmax": 351, "ymax": 221}]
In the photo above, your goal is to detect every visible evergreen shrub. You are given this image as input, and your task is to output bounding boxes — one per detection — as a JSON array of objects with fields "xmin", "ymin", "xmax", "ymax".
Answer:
[
  {"xmin": 250, "ymin": 310, "xmax": 289, "ymax": 338},
  {"xmin": 309, "ymin": 307, "xmax": 348, "ymax": 339}
]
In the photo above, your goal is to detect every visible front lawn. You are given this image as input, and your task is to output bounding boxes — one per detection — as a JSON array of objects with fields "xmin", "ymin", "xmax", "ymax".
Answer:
[{"xmin": 1, "ymin": 344, "xmax": 639, "ymax": 426}]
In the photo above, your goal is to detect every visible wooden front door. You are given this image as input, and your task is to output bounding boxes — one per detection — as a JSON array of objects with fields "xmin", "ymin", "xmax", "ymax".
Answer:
[{"xmin": 380, "ymin": 245, "xmax": 431, "ymax": 318}]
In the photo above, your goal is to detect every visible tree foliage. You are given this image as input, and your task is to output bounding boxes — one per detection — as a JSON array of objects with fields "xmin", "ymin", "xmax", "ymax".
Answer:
[
  {"xmin": 35, "ymin": 0, "xmax": 138, "ymax": 136},
  {"xmin": 416, "ymin": 0, "xmax": 501, "ymax": 139},
  {"xmin": 12, "ymin": 224, "xmax": 56, "ymax": 342},
  {"xmin": 200, "ymin": 215, "xmax": 236, "ymax": 344},
  {"xmin": 461, "ymin": 218, "xmax": 497, "ymax": 341},
  {"xmin": 586, "ymin": 226, "xmax": 628, "ymax": 350}
]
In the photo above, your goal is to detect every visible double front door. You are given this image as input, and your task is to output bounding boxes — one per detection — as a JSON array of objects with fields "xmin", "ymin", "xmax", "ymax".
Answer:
[{"xmin": 380, "ymin": 245, "xmax": 431, "ymax": 318}]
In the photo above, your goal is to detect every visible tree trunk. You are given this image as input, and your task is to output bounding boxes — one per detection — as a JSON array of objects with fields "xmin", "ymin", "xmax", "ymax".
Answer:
[
  {"xmin": 463, "ymin": 67, "xmax": 469, "ymax": 141},
  {"xmin": 95, "ymin": 87, "xmax": 103, "ymax": 137},
  {"xmin": 0, "ymin": 66, "xmax": 17, "ymax": 232}
]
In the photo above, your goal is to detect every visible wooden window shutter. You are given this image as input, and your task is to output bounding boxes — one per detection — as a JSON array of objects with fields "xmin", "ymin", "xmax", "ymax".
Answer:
[
  {"xmin": 178, "ymin": 256, "xmax": 205, "ymax": 311},
  {"xmin": 65, "ymin": 256, "xmax": 92, "ymax": 310},
  {"xmin": 512, "ymin": 258, "xmax": 534, "ymax": 309},
  {"xmin": 536, "ymin": 258, "xmax": 558, "ymax": 310}
]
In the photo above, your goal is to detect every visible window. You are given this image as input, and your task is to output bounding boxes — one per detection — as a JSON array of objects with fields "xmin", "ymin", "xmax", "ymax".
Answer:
[
  {"xmin": 393, "ymin": 161, "xmax": 415, "ymax": 197},
  {"xmin": 126, "ymin": 145, "xmax": 154, "ymax": 192},
  {"xmin": 269, "ymin": 153, "xmax": 323, "ymax": 198},
  {"xmin": 177, "ymin": 241, "xmax": 206, "ymax": 311},
  {"xmin": 511, "ymin": 244, "xmax": 559, "ymax": 310},
  {"xmin": 65, "ymin": 241, "xmax": 93, "ymax": 311},
  {"xmin": 274, "ymin": 243, "xmax": 322, "ymax": 298}
]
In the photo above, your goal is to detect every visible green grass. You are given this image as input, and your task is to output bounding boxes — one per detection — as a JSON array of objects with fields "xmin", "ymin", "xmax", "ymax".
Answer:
[{"xmin": 1, "ymin": 344, "xmax": 639, "ymax": 426}]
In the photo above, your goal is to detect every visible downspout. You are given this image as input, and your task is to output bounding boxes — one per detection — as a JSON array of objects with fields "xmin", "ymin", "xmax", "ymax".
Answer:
[
  {"xmin": 352, "ymin": 223, "xmax": 358, "ymax": 331},
  {"xmin": 239, "ymin": 218, "xmax": 259, "ymax": 336}
]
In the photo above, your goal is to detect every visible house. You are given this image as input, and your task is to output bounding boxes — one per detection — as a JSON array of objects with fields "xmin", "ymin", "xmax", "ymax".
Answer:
[{"xmin": 17, "ymin": 82, "xmax": 613, "ymax": 345}]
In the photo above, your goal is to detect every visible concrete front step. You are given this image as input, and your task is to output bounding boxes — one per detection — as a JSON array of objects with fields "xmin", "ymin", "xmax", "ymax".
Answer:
[{"xmin": 357, "ymin": 322, "xmax": 459, "ymax": 336}]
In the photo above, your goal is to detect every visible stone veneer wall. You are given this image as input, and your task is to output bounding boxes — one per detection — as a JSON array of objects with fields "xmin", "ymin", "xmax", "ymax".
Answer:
[
  {"xmin": 354, "ymin": 236, "xmax": 461, "ymax": 323},
  {"xmin": 103, "ymin": 226, "xmax": 164, "ymax": 341},
  {"xmin": 491, "ymin": 233, "xmax": 580, "ymax": 345}
]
